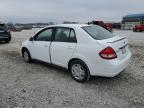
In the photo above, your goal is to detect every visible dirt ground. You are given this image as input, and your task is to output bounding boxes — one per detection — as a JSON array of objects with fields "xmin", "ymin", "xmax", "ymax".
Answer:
[{"xmin": 0, "ymin": 29, "xmax": 144, "ymax": 108}]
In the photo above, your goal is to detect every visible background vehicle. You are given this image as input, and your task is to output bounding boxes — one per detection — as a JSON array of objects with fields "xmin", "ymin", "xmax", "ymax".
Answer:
[
  {"xmin": 89, "ymin": 21, "xmax": 113, "ymax": 32},
  {"xmin": 133, "ymin": 24, "xmax": 144, "ymax": 32},
  {"xmin": 0, "ymin": 23, "xmax": 11, "ymax": 43},
  {"xmin": 21, "ymin": 24, "xmax": 131, "ymax": 82},
  {"xmin": 8, "ymin": 26, "xmax": 23, "ymax": 32}
]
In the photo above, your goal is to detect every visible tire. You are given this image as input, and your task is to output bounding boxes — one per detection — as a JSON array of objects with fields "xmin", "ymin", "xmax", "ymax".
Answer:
[
  {"xmin": 137, "ymin": 29, "xmax": 141, "ymax": 32},
  {"xmin": 22, "ymin": 49, "xmax": 32, "ymax": 63},
  {"xmin": 5, "ymin": 35, "xmax": 11, "ymax": 43},
  {"xmin": 69, "ymin": 59, "xmax": 90, "ymax": 82},
  {"xmin": 5, "ymin": 39, "xmax": 11, "ymax": 43}
]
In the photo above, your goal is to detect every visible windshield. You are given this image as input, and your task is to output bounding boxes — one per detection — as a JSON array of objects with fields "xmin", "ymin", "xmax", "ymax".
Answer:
[{"xmin": 82, "ymin": 25, "xmax": 114, "ymax": 40}]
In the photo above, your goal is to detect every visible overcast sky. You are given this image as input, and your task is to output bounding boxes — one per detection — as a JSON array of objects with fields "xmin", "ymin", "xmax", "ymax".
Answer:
[{"xmin": 0, "ymin": 0, "xmax": 144, "ymax": 23}]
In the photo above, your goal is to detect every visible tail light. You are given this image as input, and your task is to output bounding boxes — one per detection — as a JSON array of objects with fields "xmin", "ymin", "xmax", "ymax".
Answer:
[
  {"xmin": 7, "ymin": 29, "xmax": 10, "ymax": 33},
  {"xmin": 99, "ymin": 47, "xmax": 117, "ymax": 60}
]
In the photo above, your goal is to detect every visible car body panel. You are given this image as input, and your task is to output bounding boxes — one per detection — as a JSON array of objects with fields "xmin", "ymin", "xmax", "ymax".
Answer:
[
  {"xmin": 22, "ymin": 24, "xmax": 131, "ymax": 77},
  {"xmin": 0, "ymin": 24, "xmax": 11, "ymax": 41},
  {"xmin": 50, "ymin": 42, "xmax": 77, "ymax": 67},
  {"xmin": 133, "ymin": 24, "xmax": 144, "ymax": 31},
  {"xmin": 30, "ymin": 41, "xmax": 51, "ymax": 63}
]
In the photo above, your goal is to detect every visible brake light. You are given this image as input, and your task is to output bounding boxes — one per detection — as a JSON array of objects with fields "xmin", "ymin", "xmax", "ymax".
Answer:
[{"xmin": 99, "ymin": 47, "xmax": 117, "ymax": 60}]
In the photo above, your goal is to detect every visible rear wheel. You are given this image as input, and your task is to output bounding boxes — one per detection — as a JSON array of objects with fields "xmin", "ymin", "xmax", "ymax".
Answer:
[
  {"xmin": 69, "ymin": 59, "xmax": 90, "ymax": 82},
  {"xmin": 133, "ymin": 29, "xmax": 136, "ymax": 32},
  {"xmin": 22, "ymin": 49, "xmax": 32, "ymax": 63},
  {"xmin": 136, "ymin": 29, "xmax": 141, "ymax": 32}
]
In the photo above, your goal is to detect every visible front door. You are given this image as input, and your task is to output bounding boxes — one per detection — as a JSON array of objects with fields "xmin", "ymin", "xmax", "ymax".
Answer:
[{"xmin": 30, "ymin": 28, "xmax": 54, "ymax": 63}]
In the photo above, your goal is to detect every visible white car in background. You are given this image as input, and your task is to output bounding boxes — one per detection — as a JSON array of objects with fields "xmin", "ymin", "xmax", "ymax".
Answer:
[{"xmin": 21, "ymin": 24, "xmax": 131, "ymax": 82}]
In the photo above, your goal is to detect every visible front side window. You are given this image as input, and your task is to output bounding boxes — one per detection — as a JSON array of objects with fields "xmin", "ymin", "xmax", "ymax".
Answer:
[
  {"xmin": 82, "ymin": 25, "xmax": 114, "ymax": 40},
  {"xmin": 35, "ymin": 29, "xmax": 53, "ymax": 41}
]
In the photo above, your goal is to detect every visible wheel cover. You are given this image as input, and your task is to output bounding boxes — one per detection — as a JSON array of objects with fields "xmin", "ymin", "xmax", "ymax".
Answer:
[
  {"xmin": 23, "ymin": 51, "xmax": 29, "ymax": 62},
  {"xmin": 71, "ymin": 64, "xmax": 85, "ymax": 80}
]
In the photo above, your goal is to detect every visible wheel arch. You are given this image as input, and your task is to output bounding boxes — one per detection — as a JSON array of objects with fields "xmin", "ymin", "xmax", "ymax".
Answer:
[
  {"xmin": 21, "ymin": 47, "xmax": 30, "ymax": 57},
  {"xmin": 68, "ymin": 56, "xmax": 91, "ymax": 74},
  {"xmin": 22, "ymin": 47, "xmax": 28, "ymax": 52}
]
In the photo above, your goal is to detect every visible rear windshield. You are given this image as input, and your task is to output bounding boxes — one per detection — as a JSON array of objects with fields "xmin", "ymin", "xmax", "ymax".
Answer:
[
  {"xmin": 82, "ymin": 25, "xmax": 114, "ymax": 40},
  {"xmin": 0, "ymin": 24, "xmax": 7, "ymax": 30}
]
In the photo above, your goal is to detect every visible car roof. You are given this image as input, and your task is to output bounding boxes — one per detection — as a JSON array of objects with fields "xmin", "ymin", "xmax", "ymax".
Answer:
[{"xmin": 45, "ymin": 24, "xmax": 90, "ymax": 29}]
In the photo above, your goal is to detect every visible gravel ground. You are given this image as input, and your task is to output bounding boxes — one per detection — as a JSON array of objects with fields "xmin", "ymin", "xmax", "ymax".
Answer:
[{"xmin": 0, "ymin": 29, "xmax": 144, "ymax": 108}]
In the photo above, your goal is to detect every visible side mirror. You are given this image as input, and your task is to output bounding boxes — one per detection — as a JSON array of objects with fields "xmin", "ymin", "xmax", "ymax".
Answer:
[{"xmin": 29, "ymin": 37, "xmax": 34, "ymax": 41}]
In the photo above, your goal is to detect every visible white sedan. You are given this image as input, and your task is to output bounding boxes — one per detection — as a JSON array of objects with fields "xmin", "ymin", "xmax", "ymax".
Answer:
[{"xmin": 21, "ymin": 24, "xmax": 131, "ymax": 82}]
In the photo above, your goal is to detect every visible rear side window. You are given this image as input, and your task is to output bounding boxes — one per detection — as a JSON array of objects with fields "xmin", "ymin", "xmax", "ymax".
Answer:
[
  {"xmin": 54, "ymin": 27, "xmax": 77, "ymax": 43},
  {"xmin": 69, "ymin": 29, "xmax": 77, "ymax": 43},
  {"xmin": 82, "ymin": 25, "xmax": 114, "ymax": 40}
]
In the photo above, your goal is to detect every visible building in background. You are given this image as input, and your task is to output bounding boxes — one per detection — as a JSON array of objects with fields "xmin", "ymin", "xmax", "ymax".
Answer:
[{"xmin": 122, "ymin": 13, "xmax": 144, "ymax": 30}]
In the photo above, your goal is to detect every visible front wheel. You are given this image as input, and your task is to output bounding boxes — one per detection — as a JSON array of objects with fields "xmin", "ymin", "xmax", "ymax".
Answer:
[
  {"xmin": 136, "ymin": 29, "xmax": 141, "ymax": 32},
  {"xmin": 69, "ymin": 60, "xmax": 90, "ymax": 82},
  {"xmin": 22, "ymin": 49, "xmax": 32, "ymax": 63},
  {"xmin": 133, "ymin": 29, "xmax": 136, "ymax": 32}
]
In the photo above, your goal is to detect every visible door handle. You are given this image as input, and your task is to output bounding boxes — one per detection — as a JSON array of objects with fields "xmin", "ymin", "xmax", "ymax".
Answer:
[
  {"xmin": 67, "ymin": 46, "xmax": 73, "ymax": 50},
  {"xmin": 44, "ymin": 45, "xmax": 49, "ymax": 47}
]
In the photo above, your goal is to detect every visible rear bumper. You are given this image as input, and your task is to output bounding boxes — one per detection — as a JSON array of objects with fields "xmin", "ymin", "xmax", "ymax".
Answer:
[
  {"xmin": 0, "ymin": 34, "xmax": 11, "ymax": 41},
  {"xmin": 0, "ymin": 37, "xmax": 9, "ymax": 41},
  {"xmin": 89, "ymin": 52, "xmax": 131, "ymax": 77}
]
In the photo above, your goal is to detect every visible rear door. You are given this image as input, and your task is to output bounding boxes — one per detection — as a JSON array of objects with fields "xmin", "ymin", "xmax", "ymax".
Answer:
[
  {"xmin": 30, "ymin": 28, "xmax": 54, "ymax": 63},
  {"xmin": 50, "ymin": 27, "xmax": 77, "ymax": 68}
]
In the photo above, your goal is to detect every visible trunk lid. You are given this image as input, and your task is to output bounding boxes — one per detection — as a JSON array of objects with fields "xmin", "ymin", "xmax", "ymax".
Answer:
[
  {"xmin": 0, "ymin": 28, "xmax": 8, "ymax": 37},
  {"xmin": 97, "ymin": 36, "xmax": 129, "ymax": 60}
]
